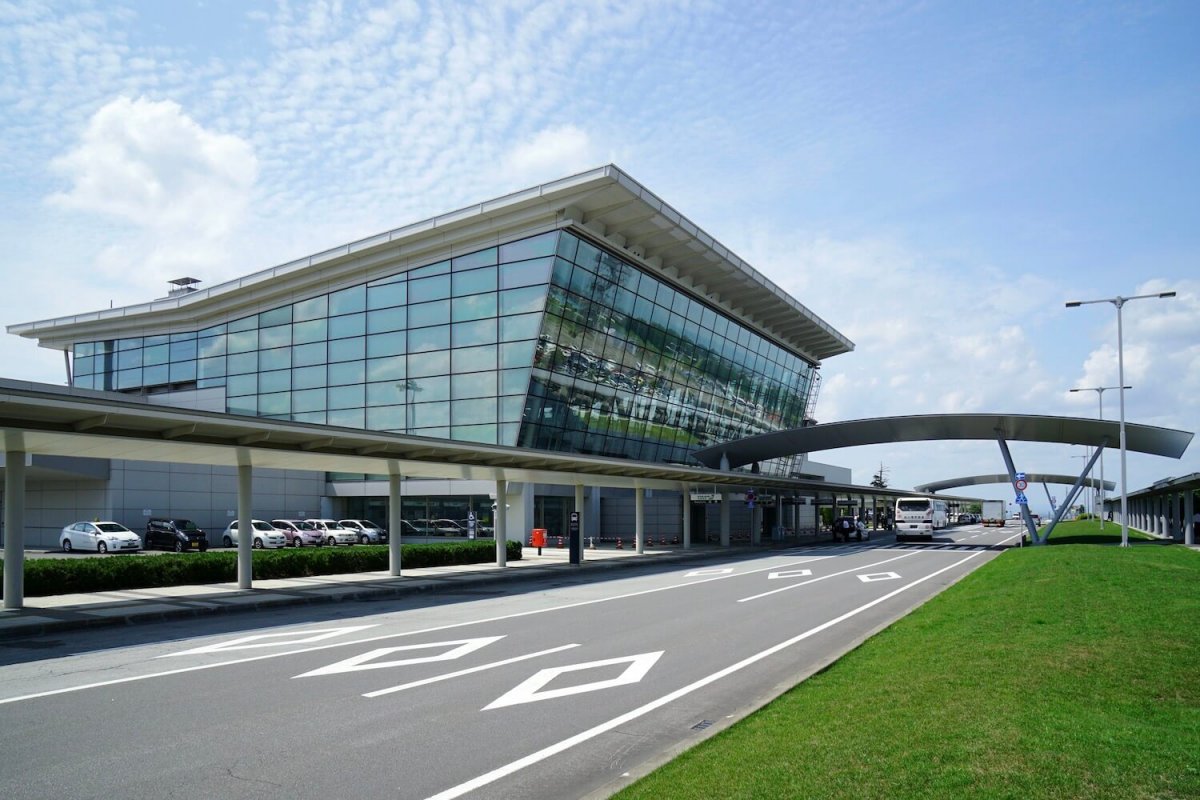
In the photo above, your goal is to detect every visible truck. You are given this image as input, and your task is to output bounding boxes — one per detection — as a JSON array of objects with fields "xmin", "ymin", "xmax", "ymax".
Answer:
[{"xmin": 981, "ymin": 500, "xmax": 1006, "ymax": 527}]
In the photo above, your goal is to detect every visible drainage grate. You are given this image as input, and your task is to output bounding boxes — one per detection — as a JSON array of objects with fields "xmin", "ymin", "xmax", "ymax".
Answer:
[{"xmin": 691, "ymin": 719, "xmax": 715, "ymax": 731}]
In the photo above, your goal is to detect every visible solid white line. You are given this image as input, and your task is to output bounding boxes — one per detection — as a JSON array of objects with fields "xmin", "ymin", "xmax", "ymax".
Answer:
[
  {"xmin": 0, "ymin": 552, "xmax": 831, "ymax": 706},
  {"xmin": 363, "ymin": 644, "xmax": 580, "ymax": 698},
  {"xmin": 423, "ymin": 549, "xmax": 990, "ymax": 800},
  {"xmin": 738, "ymin": 551, "xmax": 924, "ymax": 602}
]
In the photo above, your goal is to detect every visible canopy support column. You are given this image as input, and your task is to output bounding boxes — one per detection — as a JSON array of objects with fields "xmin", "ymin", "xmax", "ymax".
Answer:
[
  {"xmin": 388, "ymin": 461, "xmax": 402, "ymax": 576},
  {"xmin": 681, "ymin": 483, "xmax": 691, "ymax": 549},
  {"xmin": 1042, "ymin": 442, "xmax": 1105, "ymax": 540},
  {"xmin": 4, "ymin": 443, "xmax": 27, "ymax": 610},
  {"xmin": 495, "ymin": 479, "xmax": 507, "ymax": 567},
  {"xmin": 996, "ymin": 433, "xmax": 1042, "ymax": 545},
  {"xmin": 635, "ymin": 487, "xmax": 645, "ymax": 554},
  {"xmin": 236, "ymin": 459, "xmax": 253, "ymax": 590}
]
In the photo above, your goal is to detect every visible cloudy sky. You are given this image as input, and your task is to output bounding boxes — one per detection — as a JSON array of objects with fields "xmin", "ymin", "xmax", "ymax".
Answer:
[{"xmin": 1, "ymin": 0, "xmax": 1197, "ymax": 511}]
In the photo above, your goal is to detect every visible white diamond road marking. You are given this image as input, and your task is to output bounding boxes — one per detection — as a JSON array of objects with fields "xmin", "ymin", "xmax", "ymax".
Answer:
[
  {"xmin": 483, "ymin": 651, "xmax": 664, "ymax": 710},
  {"xmin": 162, "ymin": 625, "xmax": 378, "ymax": 657},
  {"xmin": 768, "ymin": 569, "xmax": 813, "ymax": 580},
  {"xmin": 685, "ymin": 568, "xmax": 734, "ymax": 577},
  {"xmin": 295, "ymin": 636, "xmax": 504, "ymax": 678},
  {"xmin": 858, "ymin": 572, "xmax": 901, "ymax": 583}
]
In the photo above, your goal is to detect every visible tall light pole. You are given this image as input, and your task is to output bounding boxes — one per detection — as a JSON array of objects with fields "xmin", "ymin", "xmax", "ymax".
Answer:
[
  {"xmin": 1066, "ymin": 291, "xmax": 1176, "ymax": 547},
  {"xmin": 1069, "ymin": 384, "xmax": 1130, "ymax": 530}
]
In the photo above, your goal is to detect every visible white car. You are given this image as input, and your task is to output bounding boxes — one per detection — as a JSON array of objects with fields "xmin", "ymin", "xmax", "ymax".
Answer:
[
  {"xmin": 339, "ymin": 519, "xmax": 388, "ymax": 544},
  {"xmin": 306, "ymin": 519, "xmax": 357, "ymax": 546},
  {"xmin": 222, "ymin": 519, "xmax": 287, "ymax": 549},
  {"xmin": 61, "ymin": 521, "xmax": 142, "ymax": 554}
]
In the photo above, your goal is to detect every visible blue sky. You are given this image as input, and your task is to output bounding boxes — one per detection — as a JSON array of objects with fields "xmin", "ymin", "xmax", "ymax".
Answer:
[{"xmin": 1, "ymin": 0, "xmax": 1197, "ymax": 510}]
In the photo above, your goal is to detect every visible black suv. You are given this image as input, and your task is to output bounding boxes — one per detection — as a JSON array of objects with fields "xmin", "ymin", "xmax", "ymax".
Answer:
[{"xmin": 144, "ymin": 518, "xmax": 209, "ymax": 552}]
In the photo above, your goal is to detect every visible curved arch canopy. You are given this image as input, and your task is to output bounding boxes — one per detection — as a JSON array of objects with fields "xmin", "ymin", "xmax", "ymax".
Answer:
[
  {"xmin": 913, "ymin": 473, "xmax": 1117, "ymax": 494},
  {"xmin": 692, "ymin": 413, "xmax": 1193, "ymax": 470}
]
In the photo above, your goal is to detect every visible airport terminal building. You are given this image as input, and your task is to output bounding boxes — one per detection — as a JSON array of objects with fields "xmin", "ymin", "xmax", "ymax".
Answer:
[{"xmin": 6, "ymin": 166, "xmax": 854, "ymax": 547}]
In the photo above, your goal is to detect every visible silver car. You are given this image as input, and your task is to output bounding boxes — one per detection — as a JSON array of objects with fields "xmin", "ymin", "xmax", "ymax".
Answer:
[
  {"xmin": 61, "ymin": 521, "xmax": 142, "ymax": 554},
  {"xmin": 339, "ymin": 519, "xmax": 387, "ymax": 544}
]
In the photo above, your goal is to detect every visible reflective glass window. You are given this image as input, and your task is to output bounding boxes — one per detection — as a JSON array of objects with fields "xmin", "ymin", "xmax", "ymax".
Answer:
[
  {"xmin": 170, "ymin": 361, "xmax": 197, "ymax": 383},
  {"xmin": 452, "ymin": 319, "xmax": 496, "ymax": 348},
  {"xmin": 329, "ymin": 285, "xmax": 366, "ymax": 315},
  {"xmin": 143, "ymin": 344, "xmax": 169, "ymax": 366},
  {"xmin": 293, "ymin": 342, "xmax": 327, "ymax": 367},
  {"xmin": 228, "ymin": 315, "xmax": 257, "ymax": 334},
  {"xmin": 500, "ymin": 396, "xmax": 525, "ymax": 422},
  {"xmin": 452, "ymin": 344, "xmax": 495, "ymax": 373},
  {"xmin": 75, "ymin": 342, "xmax": 96, "ymax": 358},
  {"xmin": 410, "ymin": 299, "xmax": 450, "ymax": 328},
  {"xmin": 556, "ymin": 231, "xmax": 579, "ymax": 261},
  {"xmin": 329, "ymin": 360, "xmax": 365, "ymax": 386},
  {"xmin": 259, "ymin": 306, "xmax": 292, "ymax": 328},
  {"xmin": 198, "ymin": 334, "xmax": 226, "ymax": 358},
  {"xmin": 170, "ymin": 338, "xmax": 198, "ymax": 362},
  {"xmin": 409, "ymin": 259, "xmax": 450, "ymax": 279},
  {"xmin": 367, "ymin": 331, "xmax": 406, "ymax": 358},
  {"xmin": 117, "ymin": 337, "xmax": 143, "ymax": 351},
  {"xmin": 499, "ymin": 255, "xmax": 554, "ymax": 289},
  {"xmin": 452, "ymin": 292, "xmax": 497, "ymax": 322},
  {"xmin": 500, "ymin": 367, "xmax": 531, "ymax": 396},
  {"xmin": 551, "ymin": 256, "xmax": 573, "ymax": 287},
  {"xmin": 328, "ymin": 408, "xmax": 364, "ymax": 428},
  {"xmin": 143, "ymin": 364, "xmax": 169, "ymax": 386},
  {"xmin": 452, "ymin": 397, "xmax": 496, "ymax": 425},
  {"xmin": 329, "ymin": 336, "xmax": 365, "ymax": 363},
  {"xmin": 367, "ymin": 306, "xmax": 406, "ymax": 334},
  {"xmin": 329, "ymin": 312, "xmax": 365, "ymax": 340},
  {"xmin": 366, "ymin": 355, "xmax": 405, "ymax": 382},
  {"xmin": 574, "ymin": 239, "xmax": 602, "ymax": 270},
  {"xmin": 259, "ymin": 347, "xmax": 292, "ymax": 372},
  {"xmin": 293, "ymin": 295, "xmax": 328, "ymax": 322},
  {"xmin": 452, "ymin": 424, "xmax": 496, "ymax": 444},
  {"xmin": 293, "ymin": 319, "xmax": 327, "ymax": 345},
  {"xmin": 259, "ymin": 392, "xmax": 291, "ymax": 416},
  {"xmin": 452, "ymin": 247, "xmax": 496, "ymax": 271},
  {"xmin": 328, "ymin": 384, "xmax": 364, "ymax": 410},
  {"xmin": 292, "ymin": 365, "xmax": 326, "ymax": 390},
  {"xmin": 228, "ymin": 396, "xmax": 256, "ymax": 415},
  {"xmin": 227, "ymin": 373, "xmax": 257, "ymax": 397},
  {"xmin": 452, "ymin": 370, "xmax": 497, "ymax": 400},
  {"xmin": 292, "ymin": 388, "xmax": 325, "ymax": 413},
  {"xmin": 410, "ymin": 274, "xmax": 451, "ymax": 303},
  {"xmin": 368, "ymin": 281, "xmax": 407, "ymax": 310},
  {"xmin": 228, "ymin": 329, "xmax": 258, "ymax": 354},
  {"xmin": 199, "ymin": 323, "xmax": 227, "ymax": 338},
  {"xmin": 366, "ymin": 405, "xmax": 406, "ymax": 431},
  {"xmin": 292, "ymin": 410, "xmax": 327, "ymax": 425},
  {"xmin": 367, "ymin": 381, "xmax": 404, "ymax": 406},
  {"xmin": 499, "ymin": 286, "xmax": 546, "ymax": 316},
  {"xmin": 500, "ymin": 341, "xmax": 535, "ymax": 370},
  {"xmin": 408, "ymin": 351, "xmax": 449, "ymax": 378},
  {"xmin": 116, "ymin": 349, "xmax": 142, "ymax": 370},
  {"xmin": 259, "ymin": 324, "xmax": 291, "ymax": 349},
  {"xmin": 73, "ymin": 355, "xmax": 94, "ymax": 376},
  {"xmin": 411, "ymin": 402, "xmax": 449, "ymax": 428},
  {"xmin": 500, "ymin": 232, "xmax": 558, "ymax": 263},
  {"xmin": 409, "ymin": 325, "xmax": 450, "ymax": 353},
  {"xmin": 500, "ymin": 313, "xmax": 542, "ymax": 342},
  {"xmin": 413, "ymin": 375, "xmax": 448, "ymax": 403},
  {"xmin": 260, "ymin": 369, "xmax": 290, "ymax": 394}
]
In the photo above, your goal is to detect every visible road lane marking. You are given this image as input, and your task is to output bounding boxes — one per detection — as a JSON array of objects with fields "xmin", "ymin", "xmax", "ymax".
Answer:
[
  {"xmin": 858, "ymin": 572, "xmax": 901, "ymax": 583},
  {"xmin": 739, "ymin": 551, "xmax": 924, "ymax": 603},
  {"xmin": 160, "ymin": 625, "xmax": 378, "ymax": 657},
  {"xmin": 364, "ymin": 644, "xmax": 580, "ymax": 698},
  {"xmin": 768, "ymin": 569, "xmax": 812, "ymax": 579},
  {"xmin": 684, "ymin": 568, "xmax": 734, "ymax": 577},
  {"xmin": 295, "ymin": 636, "xmax": 503, "ymax": 678},
  {"xmin": 423, "ymin": 549, "xmax": 995, "ymax": 800},
  {"xmin": 483, "ymin": 652, "xmax": 664, "ymax": 710}
]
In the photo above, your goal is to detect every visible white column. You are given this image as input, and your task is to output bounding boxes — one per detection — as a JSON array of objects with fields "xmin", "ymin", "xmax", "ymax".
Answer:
[
  {"xmin": 237, "ymin": 461, "xmax": 253, "ymax": 590},
  {"xmin": 635, "ymin": 487, "xmax": 645, "ymax": 554},
  {"xmin": 4, "ymin": 448, "xmax": 27, "ymax": 610},
  {"xmin": 720, "ymin": 490, "xmax": 731, "ymax": 547},
  {"xmin": 495, "ymin": 478, "xmax": 507, "ymax": 567},
  {"xmin": 388, "ymin": 462, "xmax": 402, "ymax": 576},
  {"xmin": 750, "ymin": 502, "xmax": 760, "ymax": 546},
  {"xmin": 680, "ymin": 483, "xmax": 691, "ymax": 549},
  {"xmin": 575, "ymin": 483, "xmax": 585, "ymax": 555},
  {"xmin": 1185, "ymin": 491, "xmax": 1195, "ymax": 546}
]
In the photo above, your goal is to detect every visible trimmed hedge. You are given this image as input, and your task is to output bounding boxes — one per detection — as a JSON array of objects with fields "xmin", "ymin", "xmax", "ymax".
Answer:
[{"xmin": 1, "ymin": 540, "xmax": 522, "ymax": 597}]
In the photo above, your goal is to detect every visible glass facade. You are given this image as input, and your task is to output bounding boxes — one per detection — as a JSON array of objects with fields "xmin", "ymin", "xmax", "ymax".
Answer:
[{"xmin": 71, "ymin": 230, "xmax": 818, "ymax": 474}]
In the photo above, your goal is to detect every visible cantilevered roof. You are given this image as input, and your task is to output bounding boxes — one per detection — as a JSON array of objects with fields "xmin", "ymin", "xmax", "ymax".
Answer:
[
  {"xmin": 692, "ymin": 414, "xmax": 1194, "ymax": 469},
  {"xmin": 1125, "ymin": 472, "xmax": 1200, "ymax": 500},
  {"xmin": 913, "ymin": 473, "xmax": 1117, "ymax": 493},
  {"xmin": 8, "ymin": 165, "xmax": 852, "ymax": 364}
]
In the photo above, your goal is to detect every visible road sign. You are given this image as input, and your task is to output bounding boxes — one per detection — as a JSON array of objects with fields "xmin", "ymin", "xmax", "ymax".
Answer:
[
  {"xmin": 1014, "ymin": 479, "xmax": 1028, "ymax": 491},
  {"xmin": 1015, "ymin": 492, "xmax": 1028, "ymax": 505},
  {"xmin": 1015, "ymin": 472, "xmax": 1026, "ymax": 481}
]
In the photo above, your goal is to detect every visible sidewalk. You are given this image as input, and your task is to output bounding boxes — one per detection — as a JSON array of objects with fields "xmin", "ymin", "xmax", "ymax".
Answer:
[{"xmin": 0, "ymin": 543, "xmax": 739, "ymax": 639}]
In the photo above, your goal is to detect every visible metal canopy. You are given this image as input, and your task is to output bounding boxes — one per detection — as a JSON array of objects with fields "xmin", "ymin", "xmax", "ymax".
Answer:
[
  {"xmin": 914, "ymin": 473, "xmax": 1116, "ymax": 494},
  {"xmin": 692, "ymin": 413, "xmax": 1193, "ymax": 470}
]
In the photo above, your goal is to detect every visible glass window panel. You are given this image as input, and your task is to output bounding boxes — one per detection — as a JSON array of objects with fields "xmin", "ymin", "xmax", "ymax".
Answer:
[
  {"xmin": 327, "ymin": 407, "xmax": 364, "ymax": 428},
  {"xmin": 367, "ymin": 306, "xmax": 406, "ymax": 334},
  {"xmin": 452, "ymin": 344, "xmax": 496, "ymax": 373},
  {"xmin": 293, "ymin": 342, "xmax": 327, "ymax": 367},
  {"xmin": 451, "ymin": 424, "xmax": 496, "ymax": 444},
  {"xmin": 196, "ymin": 376, "xmax": 225, "ymax": 389},
  {"xmin": 115, "ymin": 368, "xmax": 142, "ymax": 389},
  {"xmin": 258, "ymin": 347, "xmax": 291, "ymax": 372},
  {"xmin": 366, "ymin": 355, "xmax": 405, "ymax": 381},
  {"xmin": 198, "ymin": 323, "xmax": 227, "ymax": 338},
  {"xmin": 143, "ymin": 364, "xmax": 169, "ymax": 386},
  {"xmin": 452, "ymin": 318, "xmax": 496, "ymax": 348},
  {"xmin": 170, "ymin": 362, "xmax": 198, "ymax": 383},
  {"xmin": 499, "ymin": 422, "xmax": 520, "ymax": 446},
  {"xmin": 328, "ymin": 384, "xmax": 364, "ymax": 410},
  {"xmin": 409, "ymin": 325, "xmax": 450, "ymax": 353},
  {"xmin": 292, "ymin": 319, "xmax": 327, "ymax": 345},
  {"xmin": 499, "ymin": 285, "xmax": 546, "ymax": 316},
  {"xmin": 329, "ymin": 360, "xmax": 365, "ymax": 386},
  {"xmin": 259, "ymin": 369, "xmax": 290, "ymax": 393},
  {"xmin": 410, "ymin": 274, "xmax": 451, "ymax": 303},
  {"xmin": 452, "ymin": 292, "xmax": 497, "ymax": 322},
  {"xmin": 499, "ymin": 255, "xmax": 554, "ymax": 290},
  {"xmin": 409, "ymin": 299, "xmax": 450, "ymax": 328},
  {"xmin": 367, "ymin": 281, "xmax": 407, "ymax": 310},
  {"xmin": 329, "ymin": 336, "xmax": 365, "ymax": 363},
  {"xmin": 260, "ymin": 391, "xmax": 290, "ymax": 417},
  {"xmin": 499, "ymin": 396, "xmax": 525, "ymax": 422},
  {"xmin": 451, "ymin": 397, "xmax": 496, "ymax": 426},
  {"xmin": 366, "ymin": 405, "xmax": 407, "ymax": 431},
  {"xmin": 117, "ymin": 337, "xmax": 143, "ymax": 351},
  {"xmin": 144, "ymin": 334, "xmax": 169, "ymax": 347},
  {"xmin": 292, "ymin": 365, "xmax": 326, "ymax": 390},
  {"xmin": 72, "ymin": 373, "xmax": 95, "ymax": 389},
  {"xmin": 574, "ymin": 239, "xmax": 602, "ymax": 270},
  {"xmin": 452, "ymin": 247, "xmax": 497, "ymax": 271},
  {"xmin": 415, "ymin": 375, "xmax": 449, "ymax": 403},
  {"xmin": 329, "ymin": 285, "xmax": 366, "ymax": 315},
  {"xmin": 292, "ymin": 410, "xmax": 327, "ymax": 424},
  {"xmin": 169, "ymin": 339, "xmax": 198, "ymax": 362},
  {"xmin": 259, "ymin": 306, "xmax": 292, "ymax": 327},
  {"xmin": 452, "ymin": 266, "xmax": 497, "ymax": 296},
  {"xmin": 292, "ymin": 388, "xmax": 325, "ymax": 413},
  {"xmin": 227, "ymin": 373, "xmax": 257, "ymax": 397},
  {"xmin": 228, "ymin": 315, "xmax": 257, "ymax": 334},
  {"xmin": 500, "ymin": 313, "xmax": 542, "ymax": 342},
  {"xmin": 259, "ymin": 324, "xmax": 291, "ymax": 349},
  {"xmin": 116, "ymin": 348, "xmax": 142, "ymax": 370},
  {"xmin": 73, "ymin": 355, "xmax": 94, "ymax": 376},
  {"xmin": 409, "ymin": 259, "xmax": 450, "ymax": 279},
  {"xmin": 367, "ymin": 381, "xmax": 404, "ymax": 406},
  {"xmin": 228, "ymin": 329, "xmax": 258, "ymax": 354},
  {"xmin": 411, "ymin": 402, "xmax": 449, "ymax": 428},
  {"xmin": 329, "ymin": 312, "xmax": 365, "ymax": 340},
  {"xmin": 550, "ymin": 256, "xmax": 573, "ymax": 289},
  {"xmin": 500, "ymin": 341, "xmax": 535, "ymax": 370},
  {"xmin": 293, "ymin": 295, "xmax": 328, "ymax": 322},
  {"xmin": 568, "ymin": 262, "xmax": 595, "ymax": 298},
  {"xmin": 198, "ymin": 334, "xmax": 226, "ymax": 358},
  {"xmin": 367, "ymin": 331, "xmax": 406, "ymax": 358},
  {"xmin": 500, "ymin": 231, "xmax": 558, "ymax": 263},
  {"xmin": 555, "ymin": 231, "xmax": 579, "ymax": 261},
  {"xmin": 227, "ymin": 352, "xmax": 257, "ymax": 375},
  {"xmin": 408, "ymin": 350, "xmax": 449, "ymax": 378},
  {"xmin": 198, "ymin": 356, "xmax": 226, "ymax": 379},
  {"xmin": 452, "ymin": 370, "xmax": 497, "ymax": 400},
  {"xmin": 228, "ymin": 396, "xmax": 256, "ymax": 415},
  {"xmin": 75, "ymin": 342, "xmax": 96, "ymax": 358},
  {"xmin": 500, "ymin": 367, "xmax": 531, "ymax": 396}
]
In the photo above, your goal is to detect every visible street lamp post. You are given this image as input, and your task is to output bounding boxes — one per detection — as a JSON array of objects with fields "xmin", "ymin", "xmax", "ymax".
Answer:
[
  {"xmin": 1069, "ymin": 384, "xmax": 1131, "ymax": 530},
  {"xmin": 1066, "ymin": 291, "xmax": 1176, "ymax": 547}
]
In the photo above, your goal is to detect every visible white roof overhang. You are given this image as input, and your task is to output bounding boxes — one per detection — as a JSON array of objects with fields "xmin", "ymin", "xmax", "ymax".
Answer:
[{"xmin": 913, "ymin": 473, "xmax": 1117, "ymax": 493}]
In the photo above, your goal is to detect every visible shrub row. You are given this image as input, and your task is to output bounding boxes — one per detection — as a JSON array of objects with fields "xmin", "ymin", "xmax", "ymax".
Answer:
[{"xmin": 1, "ymin": 540, "xmax": 522, "ymax": 597}]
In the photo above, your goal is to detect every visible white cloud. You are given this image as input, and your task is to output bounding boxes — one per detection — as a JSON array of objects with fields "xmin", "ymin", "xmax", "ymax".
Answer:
[{"xmin": 503, "ymin": 125, "xmax": 600, "ymax": 186}]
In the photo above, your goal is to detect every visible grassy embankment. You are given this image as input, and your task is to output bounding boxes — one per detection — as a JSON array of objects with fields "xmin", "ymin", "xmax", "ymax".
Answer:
[{"xmin": 615, "ymin": 520, "xmax": 1198, "ymax": 799}]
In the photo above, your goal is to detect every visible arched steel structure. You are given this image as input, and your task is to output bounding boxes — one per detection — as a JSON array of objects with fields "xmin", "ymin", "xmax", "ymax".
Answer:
[{"xmin": 914, "ymin": 473, "xmax": 1116, "ymax": 494}]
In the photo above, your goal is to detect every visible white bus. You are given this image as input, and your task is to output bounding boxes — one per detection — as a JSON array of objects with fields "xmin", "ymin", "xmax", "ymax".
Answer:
[{"xmin": 894, "ymin": 497, "xmax": 949, "ymax": 541}]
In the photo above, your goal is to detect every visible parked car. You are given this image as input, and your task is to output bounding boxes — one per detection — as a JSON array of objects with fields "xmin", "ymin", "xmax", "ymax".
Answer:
[
  {"xmin": 957, "ymin": 513, "xmax": 972, "ymax": 524},
  {"xmin": 222, "ymin": 519, "xmax": 287, "ymax": 549},
  {"xmin": 144, "ymin": 518, "xmax": 209, "ymax": 552},
  {"xmin": 61, "ymin": 521, "xmax": 142, "ymax": 554},
  {"xmin": 430, "ymin": 518, "xmax": 467, "ymax": 536},
  {"xmin": 271, "ymin": 519, "xmax": 325, "ymax": 547},
  {"xmin": 339, "ymin": 519, "xmax": 387, "ymax": 544},
  {"xmin": 305, "ymin": 519, "xmax": 358, "ymax": 546},
  {"xmin": 395, "ymin": 519, "xmax": 437, "ymax": 537}
]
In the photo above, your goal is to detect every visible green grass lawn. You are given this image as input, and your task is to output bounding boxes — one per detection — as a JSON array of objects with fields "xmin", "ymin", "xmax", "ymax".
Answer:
[{"xmin": 615, "ymin": 521, "xmax": 1199, "ymax": 799}]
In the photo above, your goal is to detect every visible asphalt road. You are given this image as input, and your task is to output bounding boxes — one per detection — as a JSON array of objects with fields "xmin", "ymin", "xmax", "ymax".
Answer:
[{"xmin": 0, "ymin": 525, "xmax": 1024, "ymax": 800}]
